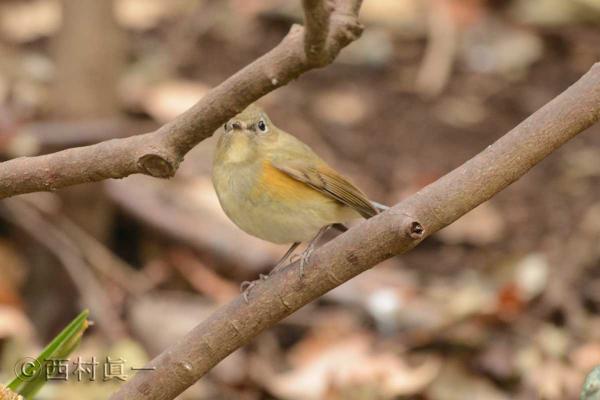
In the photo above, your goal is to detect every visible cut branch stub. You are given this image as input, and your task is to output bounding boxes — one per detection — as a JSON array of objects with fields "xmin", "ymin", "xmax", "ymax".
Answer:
[
  {"xmin": 328, "ymin": 13, "xmax": 363, "ymax": 47},
  {"xmin": 408, "ymin": 221, "xmax": 425, "ymax": 239},
  {"xmin": 137, "ymin": 153, "xmax": 177, "ymax": 178}
]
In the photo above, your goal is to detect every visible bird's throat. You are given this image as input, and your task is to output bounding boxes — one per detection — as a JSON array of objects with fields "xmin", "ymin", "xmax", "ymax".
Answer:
[{"xmin": 221, "ymin": 133, "xmax": 254, "ymax": 164}]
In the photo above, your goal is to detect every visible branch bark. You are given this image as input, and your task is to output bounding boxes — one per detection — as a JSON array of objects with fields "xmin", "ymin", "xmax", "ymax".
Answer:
[
  {"xmin": 302, "ymin": 0, "xmax": 331, "ymax": 63},
  {"xmin": 109, "ymin": 63, "xmax": 600, "ymax": 400},
  {"xmin": 0, "ymin": 0, "xmax": 363, "ymax": 199},
  {"xmin": 303, "ymin": 0, "xmax": 363, "ymax": 66}
]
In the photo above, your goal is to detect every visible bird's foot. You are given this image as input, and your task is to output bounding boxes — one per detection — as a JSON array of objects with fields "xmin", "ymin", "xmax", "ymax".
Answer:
[
  {"xmin": 299, "ymin": 245, "xmax": 315, "ymax": 277},
  {"xmin": 297, "ymin": 224, "xmax": 330, "ymax": 277},
  {"xmin": 240, "ymin": 273, "xmax": 268, "ymax": 303},
  {"xmin": 269, "ymin": 258, "xmax": 291, "ymax": 277},
  {"xmin": 268, "ymin": 242, "xmax": 301, "ymax": 277}
]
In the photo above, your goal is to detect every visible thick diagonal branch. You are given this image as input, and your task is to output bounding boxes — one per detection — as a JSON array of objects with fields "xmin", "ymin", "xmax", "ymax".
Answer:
[
  {"xmin": 109, "ymin": 64, "xmax": 600, "ymax": 400},
  {"xmin": 0, "ymin": 0, "xmax": 363, "ymax": 199}
]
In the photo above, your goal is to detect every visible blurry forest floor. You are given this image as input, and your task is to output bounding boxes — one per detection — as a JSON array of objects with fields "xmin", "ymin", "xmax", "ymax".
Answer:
[{"xmin": 1, "ymin": 0, "xmax": 600, "ymax": 399}]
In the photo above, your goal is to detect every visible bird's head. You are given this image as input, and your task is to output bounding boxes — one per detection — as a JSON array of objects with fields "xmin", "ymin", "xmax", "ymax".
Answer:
[{"xmin": 216, "ymin": 104, "xmax": 277, "ymax": 164}]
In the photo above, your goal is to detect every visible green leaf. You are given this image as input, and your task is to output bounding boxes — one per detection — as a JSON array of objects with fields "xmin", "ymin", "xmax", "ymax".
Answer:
[
  {"xmin": 6, "ymin": 309, "xmax": 90, "ymax": 399},
  {"xmin": 582, "ymin": 366, "xmax": 600, "ymax": 400}
]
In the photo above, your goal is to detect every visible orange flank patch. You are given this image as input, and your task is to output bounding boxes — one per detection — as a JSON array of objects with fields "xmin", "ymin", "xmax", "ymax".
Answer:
[{"xmin": 256, "ymin": 160, "xmax": 327, "ymax": 202}]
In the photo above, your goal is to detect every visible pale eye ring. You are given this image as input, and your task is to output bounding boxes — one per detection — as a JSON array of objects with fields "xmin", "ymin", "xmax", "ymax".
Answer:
[{"xmin": 257, "ymin": 119, "xmax": 267, "ymax": 133}]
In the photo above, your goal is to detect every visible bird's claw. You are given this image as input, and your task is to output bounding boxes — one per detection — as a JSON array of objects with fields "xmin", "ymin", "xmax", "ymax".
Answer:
[
  {"xmin": 299, "ymin": 246, "xmax": 315, "ymax": 277},
  {"xmin": 242, "ymin": 241, "xmax": 319, "ymax": 302},
  {"xmin": 240, "ymin": 280, "xmax": 255, "ymax": 303},
  {"xmin": 240, "ymin": 274, "xmax": 269, "ymax": 303}
]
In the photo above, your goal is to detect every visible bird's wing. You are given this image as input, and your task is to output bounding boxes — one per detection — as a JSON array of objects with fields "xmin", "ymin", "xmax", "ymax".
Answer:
[{"xmin": 271, "ymin": 160, "xmax": 378, "ymax": 219}]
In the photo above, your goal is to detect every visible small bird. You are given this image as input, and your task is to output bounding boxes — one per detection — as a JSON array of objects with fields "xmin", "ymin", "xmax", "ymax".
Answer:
[{"xmin": 212, "ymin": 104, "xmax": 383, "ymax": 297}]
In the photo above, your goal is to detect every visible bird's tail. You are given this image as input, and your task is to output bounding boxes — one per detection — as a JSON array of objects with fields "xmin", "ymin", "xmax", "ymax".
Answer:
[{"xmin": 371, "ymin": 201, "xmax": 390, "ymax": 213}]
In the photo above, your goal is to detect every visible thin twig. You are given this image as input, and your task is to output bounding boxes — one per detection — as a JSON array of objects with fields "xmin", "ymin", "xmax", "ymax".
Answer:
[
  {"xmin": 13, "ymin": 194, "xmax": 152, "ymax": 295},
  {"xmin": 168, "ymin": 248, "xmax": 239, "ymax": 303},
  {"xmin": 56, "ymin": 215, "xmax": 153, "ymax": 295},
  {"xmin": 0, "ymin": 198, "xmax": 127, "ymax": 341}
]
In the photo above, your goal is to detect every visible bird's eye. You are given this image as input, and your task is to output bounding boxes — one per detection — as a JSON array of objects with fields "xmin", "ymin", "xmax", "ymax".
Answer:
[
  {"xmin": 223, "ymin": 123, "xmax": 228, "ymax": 131},
  {"xmin": 257, "ymin": 119, "xmax": 267, "ymax": 133}
]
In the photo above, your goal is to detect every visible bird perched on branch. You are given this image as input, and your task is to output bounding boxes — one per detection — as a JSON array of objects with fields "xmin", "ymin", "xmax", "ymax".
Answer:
[{"xmin": 212, "ymin": 104, "xmax": 385, "ymax": 299}]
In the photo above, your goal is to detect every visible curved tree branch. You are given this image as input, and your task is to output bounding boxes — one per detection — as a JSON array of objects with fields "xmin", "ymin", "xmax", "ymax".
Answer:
[
  {"xmin": 0, "ymin": 0, "xmax": 363, "ymax": 199},
  {"xmin": 302, "ymin": 0, "xmax": 364, "ymax": 66},
  {"xmin": 109, "ymin": 64, "xmax": 600, "ymax": 400},
  {"xmin": 302, "ymin": 0, "xmax": 332, "ymax": 63}
]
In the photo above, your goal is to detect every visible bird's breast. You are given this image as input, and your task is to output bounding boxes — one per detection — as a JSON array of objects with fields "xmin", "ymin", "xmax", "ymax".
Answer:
[{"xmin": 212, "ymin": 159, "xmax": 351, "ymax": 244}]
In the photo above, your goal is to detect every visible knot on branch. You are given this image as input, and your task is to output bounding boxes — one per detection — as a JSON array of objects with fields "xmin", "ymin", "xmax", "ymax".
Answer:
[
  {"xmin": 329, "ymin": 13, "xmax": 363, "ymax": 46},
  {"xmin": 137, "ymin": 154, "xmax": 177, "ymax": 178},
  {"xmin": 406, "ymin": 221, "xmax": 425, "ymax": 240}
]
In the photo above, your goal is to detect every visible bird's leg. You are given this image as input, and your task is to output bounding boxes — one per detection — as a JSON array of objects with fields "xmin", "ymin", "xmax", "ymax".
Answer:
[
  {"xmin": 240, "ymin": 225, "xmax": 336, "ymax": 301},
  {"xmin": 240, "ymin": 280, "xmax": 255, "ymax": 304},
  {"xmin": 269, "ymin": 242, "xmax": 301, "ymax": 276},
  {"xmin": 299, "ymin": 224, "xmax": 332, "ymax": 276},
  {"xmin": 240, "ymin": 242, "xmax": 301, "ymax": 303},
  {"xmin": 332, "ymin": 223, "xmax": 348, "ymax": 233}
]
